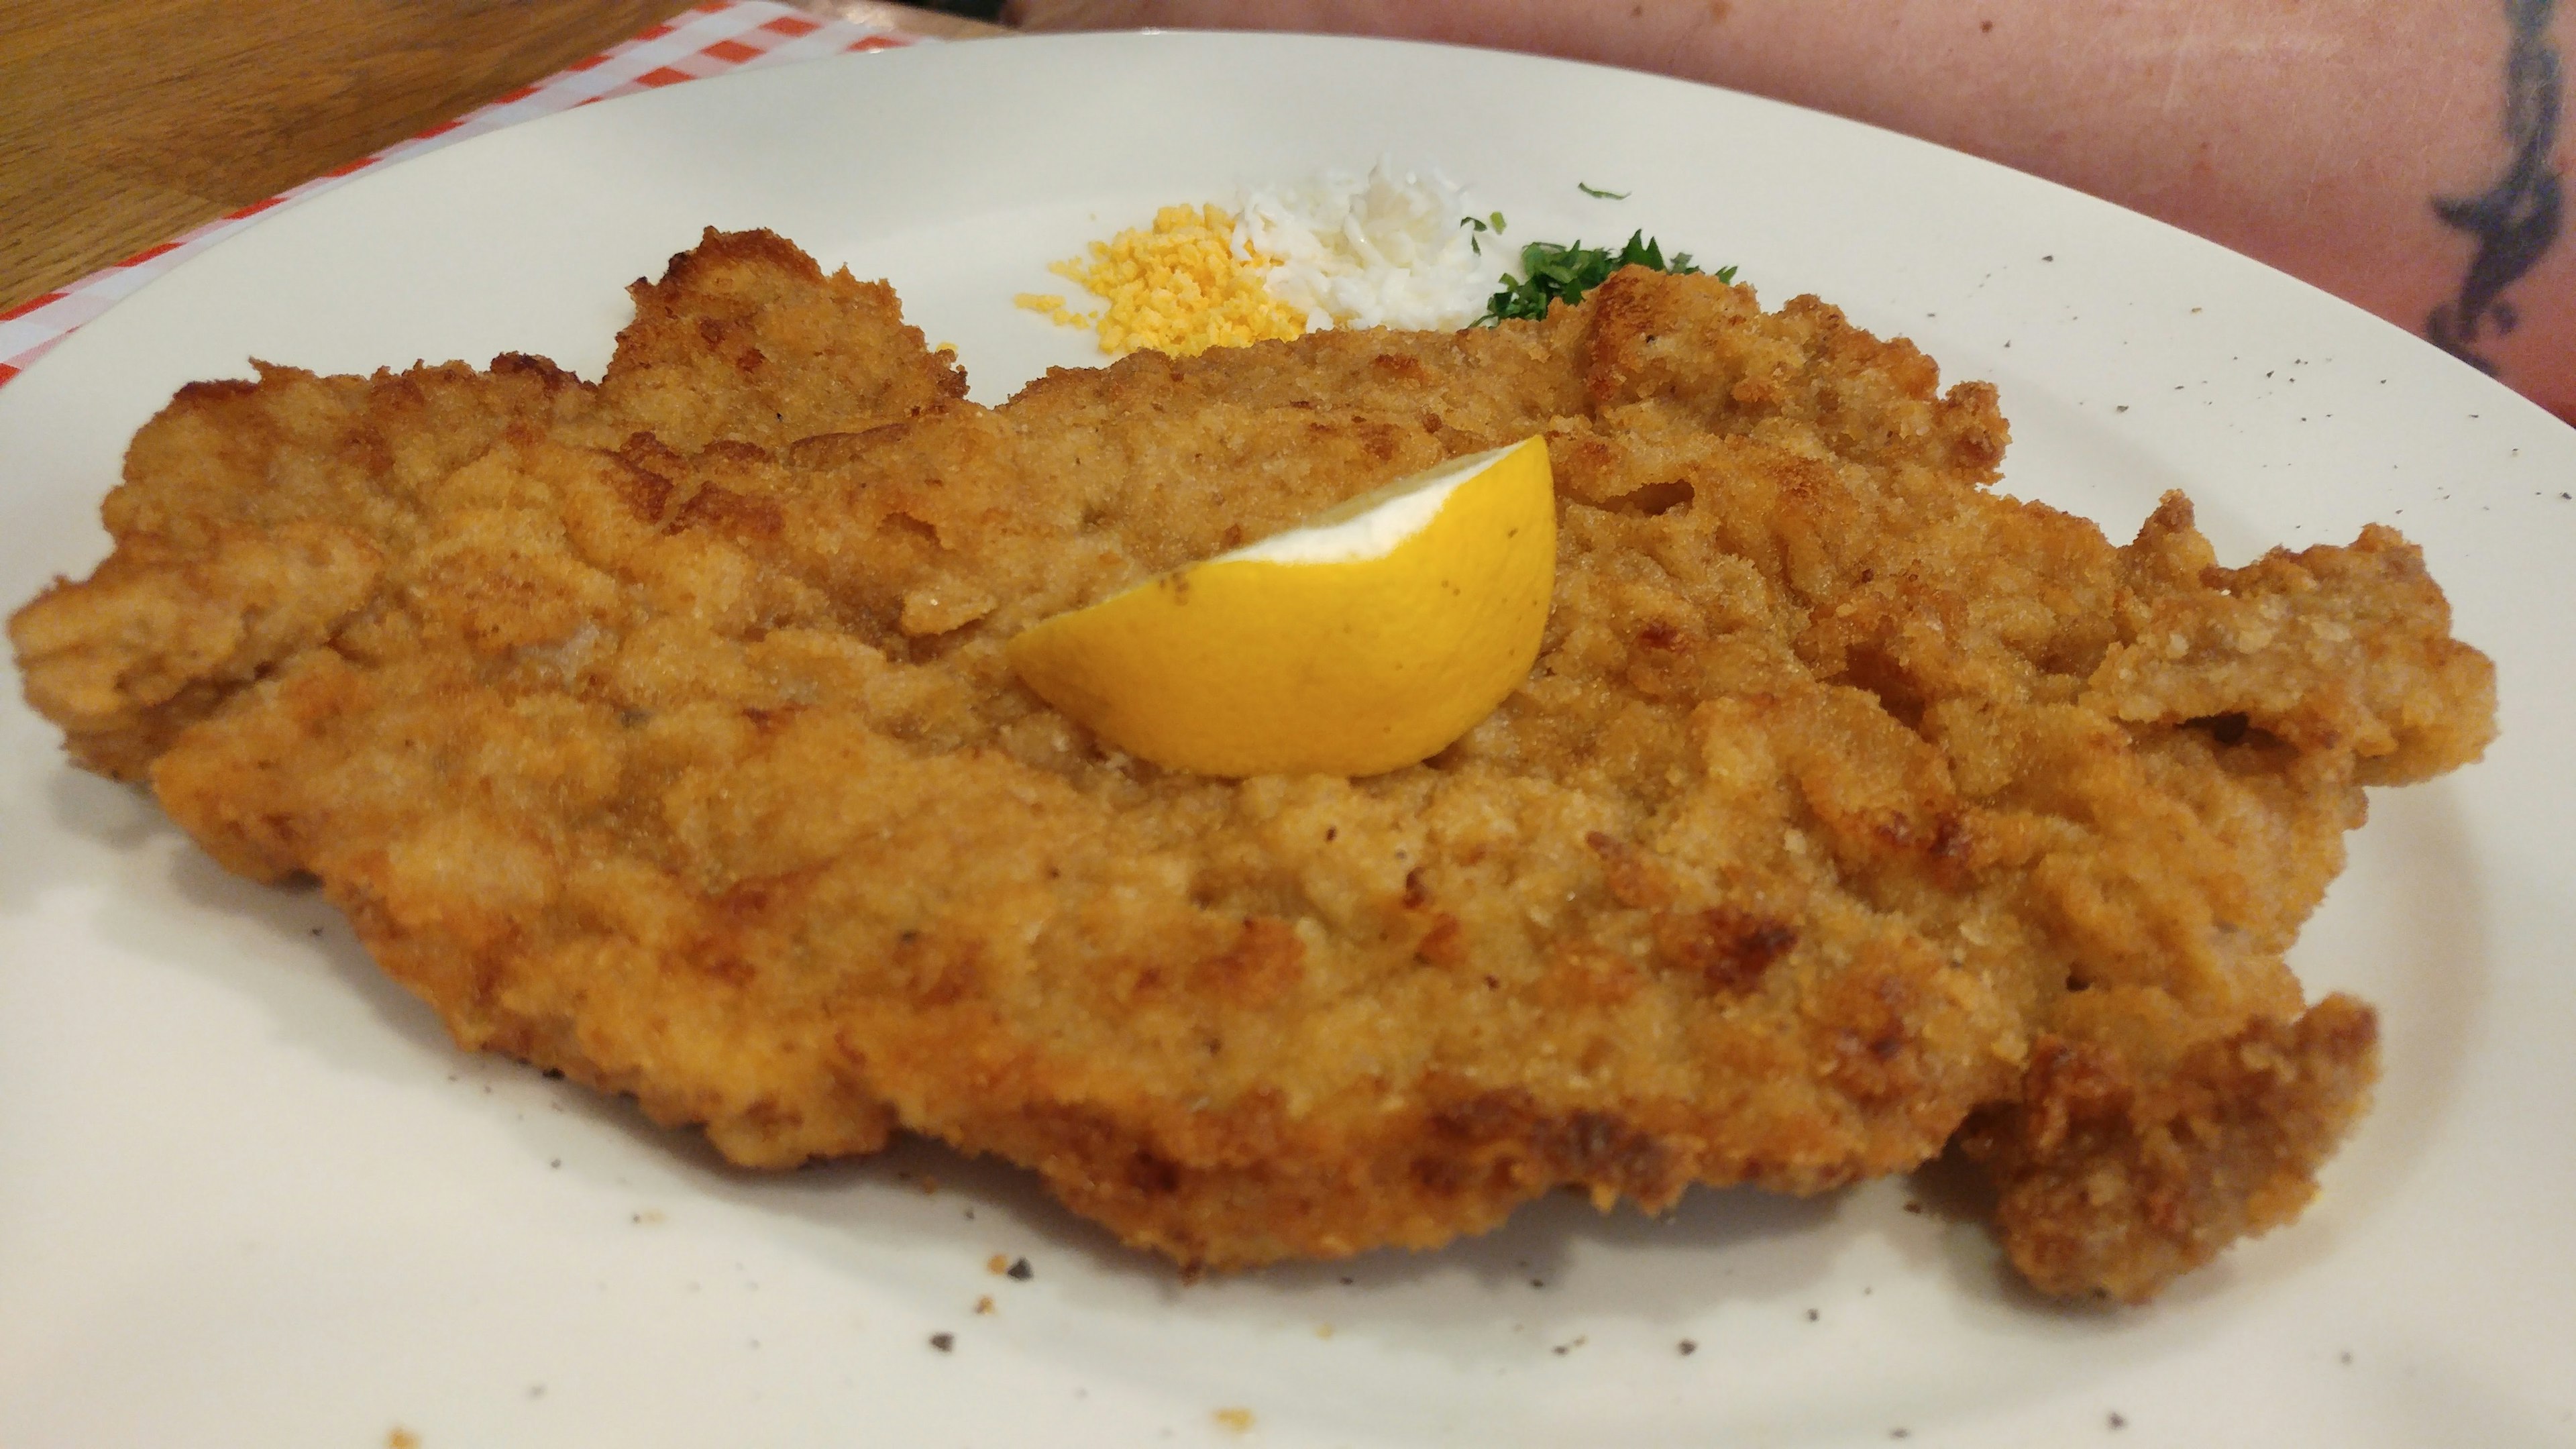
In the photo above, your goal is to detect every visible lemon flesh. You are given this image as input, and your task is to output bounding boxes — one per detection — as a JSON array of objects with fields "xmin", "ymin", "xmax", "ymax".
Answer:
[{"xmin": 1007, "ymin": 437, "xmax": 1556, "ymax": 777}]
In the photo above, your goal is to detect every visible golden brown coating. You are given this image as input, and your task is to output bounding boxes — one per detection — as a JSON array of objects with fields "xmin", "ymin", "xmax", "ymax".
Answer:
[
  {"xmin": 587, "ymin": 225, "xmax": 969, "ymax": 453},
  {"xmin": 1962, "ymin": 994, "xmax": 2381, "ymax": 1303},
  {"xmin": 8, "ymin": 232, "xmax": 2494, "ymax": 1299},
  {"xmin": 9, "ymin": 354, "xmax": 595, "ymax": 779},
  {"xmin": 11, "ymin": 229, "xmax": 963, "ymax": 780}
]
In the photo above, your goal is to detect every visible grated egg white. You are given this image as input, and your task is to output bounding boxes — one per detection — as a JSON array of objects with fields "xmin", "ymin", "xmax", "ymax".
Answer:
[{"xmin": 1232, "ymin": 159, "xmax": 1499, "ymax": 331}]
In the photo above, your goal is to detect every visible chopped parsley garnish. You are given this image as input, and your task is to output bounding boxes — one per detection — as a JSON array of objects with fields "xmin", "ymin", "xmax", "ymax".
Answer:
[
  {"xmin": 1477, "ymin": 231, "xmax": 1736, "ymax": 323},
  {"xmin": 1576, "ymin": 182, "xmax": 1630, "ymax": 199},
  {"xmin": 1458, "ymin": 211, "xmax": 1509, "ymax": 256}
]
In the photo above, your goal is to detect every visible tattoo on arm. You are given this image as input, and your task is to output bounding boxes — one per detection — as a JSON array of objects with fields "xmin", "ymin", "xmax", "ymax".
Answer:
[{"xmin": 2428, "ymin": 0, "xmax": 2563, "ymax": 374}]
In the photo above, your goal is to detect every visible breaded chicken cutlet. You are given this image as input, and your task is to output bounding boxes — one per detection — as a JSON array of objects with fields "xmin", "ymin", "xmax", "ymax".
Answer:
[{"xmin": 10, "ymin": 229, "xmax": 2493, "ymax": 1303}]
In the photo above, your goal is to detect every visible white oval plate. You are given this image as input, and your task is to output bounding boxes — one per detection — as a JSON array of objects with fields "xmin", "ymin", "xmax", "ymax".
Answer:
[{"xmin": 3, "ymin": 32, "xmax": 2571, "ymax": 1449}]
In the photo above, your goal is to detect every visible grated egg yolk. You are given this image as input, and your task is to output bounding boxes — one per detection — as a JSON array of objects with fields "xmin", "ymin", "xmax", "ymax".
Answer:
[{"xmin": 1022, "ymin": 204, "xmax": 1309, "ymax": 357}]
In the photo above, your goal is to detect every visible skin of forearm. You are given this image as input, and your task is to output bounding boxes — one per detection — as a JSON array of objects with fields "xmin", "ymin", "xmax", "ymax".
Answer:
[{"xmin": 1012, "ymin": 0, "xmax": 2575, "ymax": 423}]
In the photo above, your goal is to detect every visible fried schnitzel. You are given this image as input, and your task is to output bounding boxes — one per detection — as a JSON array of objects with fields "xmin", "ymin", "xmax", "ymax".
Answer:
[
  {"xmin": 9, "ymin": 229, "xmax": 2494, "ymax": 1301},
  {"xmin": 10, "ymin": 231, "xmax": 966, "ymax": 781}
]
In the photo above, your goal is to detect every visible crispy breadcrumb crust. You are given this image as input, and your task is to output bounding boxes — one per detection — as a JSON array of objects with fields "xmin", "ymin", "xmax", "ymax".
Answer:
[
  {"xmin": 588, "ymin": 227, "xmax": 968, "ymax": 453},
  {"xmin": 9, "ymin": 232, "xmax": 2494, "ymax": 1299},
  {"xmin": 1963, "ymin": 994, "xmax": 2381, "ymax": 1302}
]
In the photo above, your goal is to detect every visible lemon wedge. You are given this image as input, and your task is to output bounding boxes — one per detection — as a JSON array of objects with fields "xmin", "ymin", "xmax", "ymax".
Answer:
[{"xmin": 1007, "ymin": 437, "xmax": 1556, "ymax": 777}]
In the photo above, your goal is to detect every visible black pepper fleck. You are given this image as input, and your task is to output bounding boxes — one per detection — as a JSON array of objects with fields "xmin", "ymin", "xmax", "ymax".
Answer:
[
  {"xmin": 2109, "ymin": 1411, "xmax": 2127, "ymax": 1430},
  {"xmin": 1678, "ymin": 1339, "xmax": 1698, "ymax": 1356},
  {"xmin": 930, "ymin": 1332, "xmax": 955, "ymax": 1352},
  {"xmin": 1008, "ymin": 1257, "xmax": 1034, "ymax": 1281},
  {"xmin": 1806, "ymin": 1308, "xmax": 1820, "ymax": 1322}
]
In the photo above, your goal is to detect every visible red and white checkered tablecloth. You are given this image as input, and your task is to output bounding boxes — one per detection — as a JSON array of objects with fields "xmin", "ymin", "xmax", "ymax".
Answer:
[{"xmin": 0, "ymin": 1, "xmax": 919, "ymax": 388}]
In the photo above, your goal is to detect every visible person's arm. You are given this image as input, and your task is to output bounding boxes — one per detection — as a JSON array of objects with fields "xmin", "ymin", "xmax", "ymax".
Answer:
[{"xmin": 1011, "ymin": 0, "xmax": 2575, "ymax": 425}]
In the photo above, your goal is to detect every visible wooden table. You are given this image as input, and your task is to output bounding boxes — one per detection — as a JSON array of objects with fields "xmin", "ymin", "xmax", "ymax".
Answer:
[{"xmin": 0, "ymin": 0, "xmax": 1003, "ymax": 315}]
